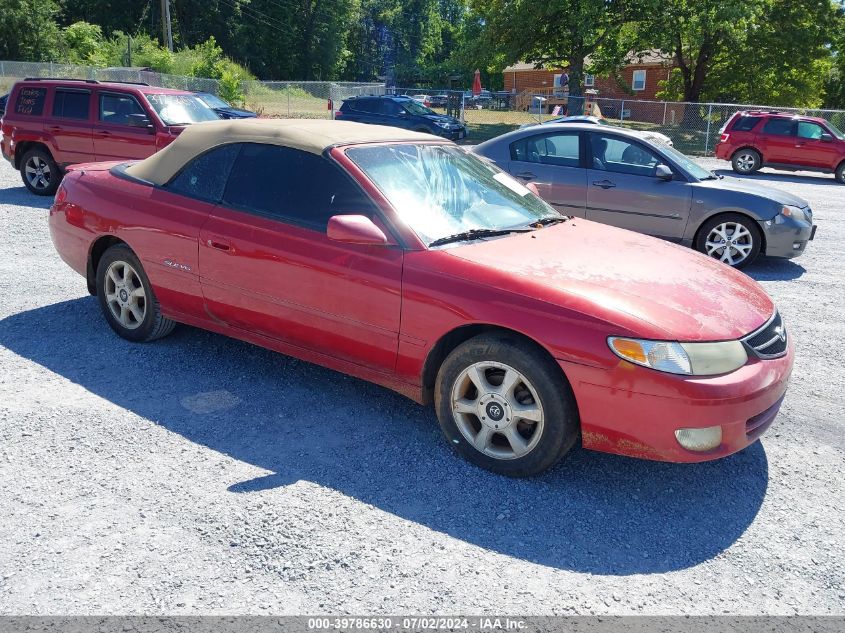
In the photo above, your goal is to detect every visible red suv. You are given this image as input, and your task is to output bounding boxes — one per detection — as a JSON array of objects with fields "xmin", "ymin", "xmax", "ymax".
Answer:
[
  {"xmin": 1, "ymin": 78, "xmax": 219, "ymax": 195},
  {"xmin": 716, "ymin": 110, "xmax": 845, "ymax": 183}
]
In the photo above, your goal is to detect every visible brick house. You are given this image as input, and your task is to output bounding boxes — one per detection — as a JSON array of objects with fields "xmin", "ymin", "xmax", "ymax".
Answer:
[{"xmin": 503, "ymin": 51, "xmax": 679, "ymax": 117}]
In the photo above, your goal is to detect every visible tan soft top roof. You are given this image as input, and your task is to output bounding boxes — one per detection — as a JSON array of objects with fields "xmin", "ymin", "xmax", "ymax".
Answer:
[{"xmin": 125, "ymin": 118, "xmax": 442, "ymax": 185}]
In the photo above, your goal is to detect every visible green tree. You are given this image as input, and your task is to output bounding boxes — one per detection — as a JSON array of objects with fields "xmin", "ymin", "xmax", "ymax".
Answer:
[
  {"xmin": 0, "ymin": 0, "xmax": 62, "ymax": 61},
  {"xmin": 61, "ymin": 21, "xmax": 104, "ymax": 65},
  {"xmin": 466, "ymin": 0, "xmax": 649, "ymax": 98},
  {"xmin": 824, "ymin": 10, "xmax": 845, "ymax": 108},
  {"xmin": 648, "ymin": 0, "xmax": 839, "ymax": 106}
]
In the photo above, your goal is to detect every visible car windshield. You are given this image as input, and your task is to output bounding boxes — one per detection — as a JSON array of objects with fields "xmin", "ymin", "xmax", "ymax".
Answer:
[
  {"xmin": 402, "ymin": 99, "xmax": 436, "ymax": 116},
  {"xmin": 144, "ymin": 93, "xmax": 220, "ymax": 125},
  {"xmin": 346, "ymin": 144, "xmax": 560, "ymax": 246},
  {"xmin": 826, "ymin": 120, "xmax": 845, "ymax": 139},
  {"xmin": 196, "ymin": 92, "xmax": 231, "ymax": 109},
  {"xmin": 659, "ymin": 144, "xmax": 714, "ymax": 180}
]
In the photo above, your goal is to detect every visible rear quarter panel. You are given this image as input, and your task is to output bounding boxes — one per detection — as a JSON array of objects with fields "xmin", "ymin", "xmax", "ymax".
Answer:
[{"xmin": 50, "ymin": 167, "xmax": 209, "ymax": 318}]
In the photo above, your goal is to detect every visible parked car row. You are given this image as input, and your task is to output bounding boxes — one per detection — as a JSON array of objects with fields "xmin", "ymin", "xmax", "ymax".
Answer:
[
  {"xmin": 0, "ymin": 78, "xmax": 256, "ymax": 195},
  {"xmin": 474, "ymin": 123, "xmax": 815, "ymax": 268},
  {"xmin": 47, "ymin": 118, "xmax": 794, "ymax": 476},
  {"xmin": 0, "ymin": 78, "xmax": 820, "ymax": 476}
]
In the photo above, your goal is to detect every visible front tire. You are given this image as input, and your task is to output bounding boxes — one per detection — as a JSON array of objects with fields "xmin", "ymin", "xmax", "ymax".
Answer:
[
  {"xmin": 695, "ymin": 213, "xmax": 762, "ymax": 268},
  {"xmin": 731, "ymin": 148, "xmax": 761, "ymax": 174},
  {"xmin": 434, "ymin": 333, "xmax": 579, "ymax": 477},
  {"xmin": 20, "ymin": 147, "xmax": 60, "ymax": 196},
  {"xmin": 95, "ymin": 244, "xmax": 176, "ymax": 342},
  {"xmin": 835, "ymin": 161, "xmax": 845, "ymax": 184}
]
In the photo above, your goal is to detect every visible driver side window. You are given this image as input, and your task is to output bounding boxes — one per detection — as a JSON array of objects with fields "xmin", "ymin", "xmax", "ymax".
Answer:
[
  {"xmin": 381, "ymin": 100, "xmax": 404, "ymax": 116},
  {"xmin": 591, "ymin": 134, "xmax": 660, "ymax": 176}
]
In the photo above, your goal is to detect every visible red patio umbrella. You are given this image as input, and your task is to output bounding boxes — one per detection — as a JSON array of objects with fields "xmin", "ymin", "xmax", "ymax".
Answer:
[{"xmin": 472, "ymin": 69, "xmax": 482, "ymax": 96}]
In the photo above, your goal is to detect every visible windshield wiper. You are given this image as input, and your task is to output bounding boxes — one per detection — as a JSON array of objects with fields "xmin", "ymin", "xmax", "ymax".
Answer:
[
  {"xmin": 531, "ymin": 216, "xmax": 568, "ymax": 228},
  {"xmin": 428, "ymin": 227, "xmax": 532, "ymax": 247}
]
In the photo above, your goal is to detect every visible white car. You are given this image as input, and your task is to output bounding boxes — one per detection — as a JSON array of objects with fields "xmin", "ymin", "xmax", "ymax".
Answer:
[{"xmin": 520, "ymin": 115, "xmax": 674, "ymax": 146}]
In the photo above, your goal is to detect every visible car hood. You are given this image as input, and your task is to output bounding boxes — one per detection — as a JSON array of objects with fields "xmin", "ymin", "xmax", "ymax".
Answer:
[
  {"xmin": 445, "ymin": 220, "xmax": 774, "ymax": 341},
  {"xmin": 215, "ymin": 107, "xmax": 257, "ymax": 119},
  {"xmin": 695, "ymin": 176, "xmax": 809, "ymax": 208},
  {"xmin": 423, "ymin": 114, "xmax": 462, "ymax": 126}
]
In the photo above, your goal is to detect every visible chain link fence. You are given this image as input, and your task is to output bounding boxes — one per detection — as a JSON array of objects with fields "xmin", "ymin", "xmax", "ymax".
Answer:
[
  {"xmin": 0, "ymin": 61, "xmax": 384, "ymax": 120},
  {"xmin": 3, "ymin": 60, "xmax": 843, "ymax": 154},
  {"xmin": 395, "ymin": 87, "xmax": 845, "ymax": 155}
]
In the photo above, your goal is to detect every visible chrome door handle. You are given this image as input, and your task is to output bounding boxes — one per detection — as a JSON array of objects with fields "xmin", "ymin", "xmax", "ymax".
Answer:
[
  {"xmin": 592, "ymin": 179, "xmax": 616, "ymax": 189},
  {"xmin": 515, "ymin": 172, "xmax": 536, "ymax": 180}
]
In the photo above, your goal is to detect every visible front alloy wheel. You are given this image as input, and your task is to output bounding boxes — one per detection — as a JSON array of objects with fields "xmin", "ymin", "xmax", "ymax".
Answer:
[
  {"xmin": 705, "ymin": 222, "xmax": 754, "ymax": 266},
  {"xmin": 434, "ymin": 333, "xmax": 580, "ymax": 476},
  {"xmin": 451, "ymin": 361, "xmax": 545, "ymax": 460},
  {"xmin": 695, "ymin": 213, "xmax": 762, "ymax": 268}
]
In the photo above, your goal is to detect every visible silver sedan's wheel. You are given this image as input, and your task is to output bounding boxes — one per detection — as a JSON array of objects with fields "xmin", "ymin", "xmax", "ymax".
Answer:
[
  {"xmin": 24, "ymin": 155, "xmax": 52, "ymax": 191},
  {"xmin": 104, "ymin": 260, "xmax": 147, "ymax": 330},
  {"xmin": 450, "ymin": 360, "xmax": 545, "ymax": 460},
  {"xmin": 704, "ymin": 222, "xmax": 754, "ymax": 266}
]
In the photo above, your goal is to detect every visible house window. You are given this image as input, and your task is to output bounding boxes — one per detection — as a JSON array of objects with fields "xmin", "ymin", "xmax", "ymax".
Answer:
[
  {"xmin": 584, "ymin": 74, "xmax": 595, "ymax": 87},
  {"xmin": 632, "ymin": 70, "xmax": 646, "ymax": 91}
]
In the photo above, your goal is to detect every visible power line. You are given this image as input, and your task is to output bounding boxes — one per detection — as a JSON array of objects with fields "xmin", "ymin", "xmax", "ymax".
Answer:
[{"xmin": 218, "ymin": 0, "xmax": 294, "ymax": 35}]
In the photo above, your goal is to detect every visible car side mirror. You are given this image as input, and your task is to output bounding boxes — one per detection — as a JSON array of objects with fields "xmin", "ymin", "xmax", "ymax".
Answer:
[
  {"xmin": 327, "ymin": 215, "xmax": 389, "ymax": 246},
  {"xmin": 654, "ymin": 164, "xmax": 674, "ymax": 181},
  {"xmin": 820, "ymin": 133, "xmax": 834, "ymax": 142},
  {"xmin": 127, "ymin": 113, "xmax": 154, "ymax": 133}
]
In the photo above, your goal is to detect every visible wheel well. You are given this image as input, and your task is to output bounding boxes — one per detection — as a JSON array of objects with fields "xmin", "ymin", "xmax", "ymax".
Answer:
[
  {"xmin": 87, "ymin": 236, "xmax": 128, "ymax": 295},
  {"xmin": 731, "ymin": 146, "xmax": 760, "ymax": 160},
  {"xmin": 13, "ymin": 141, "xmax": 52, "ymax": 169},
  {"xmin": 693, "ymin": 211, "xmax": 768, "ymax": 255},
  {"xmin": 420, "ymin": 324, "xmax": 562, "ymax": 405}
]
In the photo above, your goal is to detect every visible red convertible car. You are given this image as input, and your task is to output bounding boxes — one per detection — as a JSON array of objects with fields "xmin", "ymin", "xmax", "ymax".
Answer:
[{"xmin": 49, "ymin": 119, "xmax": 792, "ymax": 476}]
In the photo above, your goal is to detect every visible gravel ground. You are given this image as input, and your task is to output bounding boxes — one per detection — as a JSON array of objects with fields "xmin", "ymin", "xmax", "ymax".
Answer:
[{"xmin": 0, "ymin": 158, "xmax": 843, "ymax": 615}]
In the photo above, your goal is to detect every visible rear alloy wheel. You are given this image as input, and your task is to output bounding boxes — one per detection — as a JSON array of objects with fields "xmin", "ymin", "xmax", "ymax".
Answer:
[
  {"xmin": 435, "ymin": 333, "xmax": 579, "ymax": 477},
  {"xmin": 731, "ymin": 148, "xmax": 761, "ymax": 174},
  {"xmin": 96, "ymin": 244, "xmax": 176, "ymax": 342},
  {"xmin": 20, "ymin": 148, "xmax": 60, "ymax": 196},
  {"xmin": 695, "ymin": 213, "xmax": 762, "ymax": 268}
]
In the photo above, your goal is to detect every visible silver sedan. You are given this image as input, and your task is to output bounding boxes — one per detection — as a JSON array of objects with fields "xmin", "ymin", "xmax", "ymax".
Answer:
[
  {"xmin": 473, "ymin": 123, "xmax": 816, "ymax": 268},
  {"xmin": 519, "ymin": 115, "xmax": 674, "ymax": 146}
]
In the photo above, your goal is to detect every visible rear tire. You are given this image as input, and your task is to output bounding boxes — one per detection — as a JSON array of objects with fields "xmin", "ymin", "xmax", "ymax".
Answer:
[
  {"xmin": 694, "ymin": 213, "xmax": 762, "ymax": 269},
  {"xmin": 434, "ymin": 333, "xmax": 579, "ymax": 477},
  {"xmin": 731, "ymin": 148, "xmax": 761, "ymax": 174},
  {"xmin": 20, "ymin": 147, "xmax": 60, "ymax": 196},
  {"xmin": 95, "ymin": 244, "xmax": 176, "ymax": 342}
]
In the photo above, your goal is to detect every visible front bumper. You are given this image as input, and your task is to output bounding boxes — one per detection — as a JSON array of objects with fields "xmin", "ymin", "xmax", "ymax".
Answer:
[
  {"xmin": 560, "ymin": 339, "xmax": 793, "ymax": 462},
  {"xmin": 760, "ymin": 216, "xmax": 815, "ymax": 259},
  {"xmin": 435, "ymin": 127, "xmax": 467, "ymax": 141}
]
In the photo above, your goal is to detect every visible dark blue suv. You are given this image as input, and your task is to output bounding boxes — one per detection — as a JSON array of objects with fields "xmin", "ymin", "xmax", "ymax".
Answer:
[{"xmin": 336, "ymin": 95, "xmax": 467, "ymax": 141}]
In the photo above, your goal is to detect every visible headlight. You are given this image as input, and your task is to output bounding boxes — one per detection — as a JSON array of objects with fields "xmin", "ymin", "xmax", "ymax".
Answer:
[
  {"xmin": 435, "ymin": 121, "xmax": 452, "ymax": 128},
  {"xmin": 777, "ymin": 205, "xmax": 810, "ymax": 223},
  {"xmin": 608, "ymin": 337, "xmax": 748, "ymax": 376}
]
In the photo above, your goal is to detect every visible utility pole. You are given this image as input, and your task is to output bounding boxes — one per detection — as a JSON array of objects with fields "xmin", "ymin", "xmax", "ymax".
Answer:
[{"xmin": 161, "ymin": 0, "xmax": 173, "ymax": 52}]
